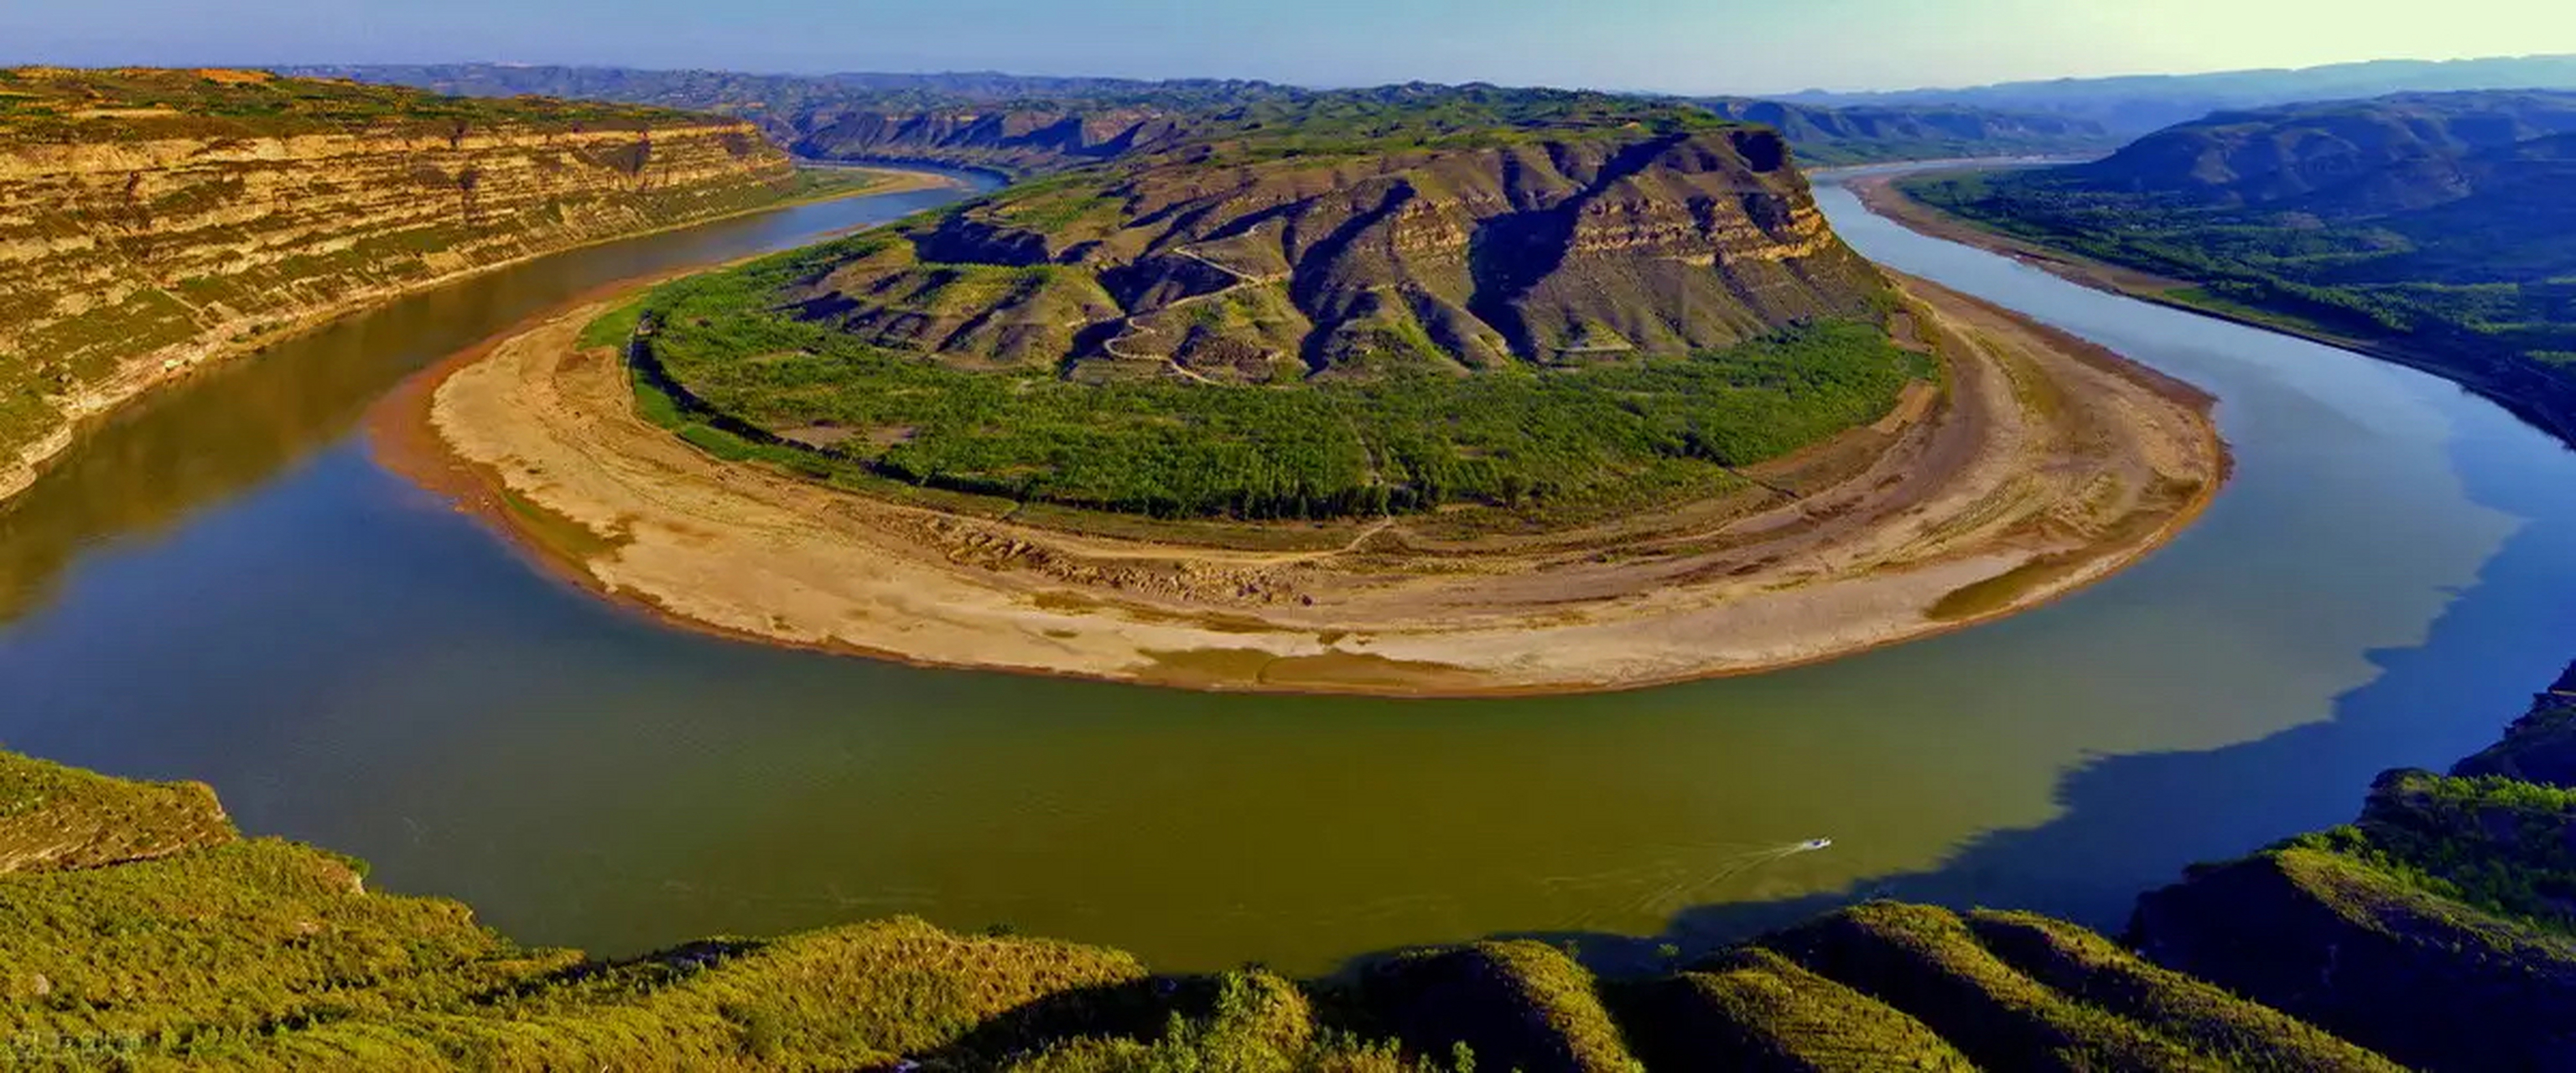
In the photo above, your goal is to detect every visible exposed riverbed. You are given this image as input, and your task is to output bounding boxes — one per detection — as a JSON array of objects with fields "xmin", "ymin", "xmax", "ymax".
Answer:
[
  {"xmin": 408, "ymin": 272, "xmax": 2222, "ymax": 696},
  {"xmin": 2, "ymin": 168, "xmax": 2570, "ymax": 975}
]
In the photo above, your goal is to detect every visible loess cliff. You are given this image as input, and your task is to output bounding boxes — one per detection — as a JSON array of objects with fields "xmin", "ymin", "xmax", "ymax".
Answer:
[
  {"xmin": 628, "ymin": 101, "xmax": 1919, "ymax": 522},
  {"xmin": 792, "ymin": 125, "xmax": 1886, "ymax": 381},
  {"xmin": 0, "ymin": 67, "xmax": 802, "ymax": 502}
]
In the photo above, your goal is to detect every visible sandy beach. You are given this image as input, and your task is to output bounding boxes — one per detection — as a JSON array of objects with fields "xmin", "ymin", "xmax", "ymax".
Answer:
[{"xmin": 387, "ymin": 269, "xmax": 2226, "ymax": 697}]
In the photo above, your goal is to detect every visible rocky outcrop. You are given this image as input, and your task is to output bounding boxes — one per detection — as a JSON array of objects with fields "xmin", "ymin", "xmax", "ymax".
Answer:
[
  {"xmin": 2451, "ymin": 662, "xmax": 2576, "ymax": 784},
  {"xmin": 0, "ymin": 67, "xmax": 800, "ymax": 503},
  {"xmin": 789, "ymin": 127, "xmax": 1888, "ymax": 381}
]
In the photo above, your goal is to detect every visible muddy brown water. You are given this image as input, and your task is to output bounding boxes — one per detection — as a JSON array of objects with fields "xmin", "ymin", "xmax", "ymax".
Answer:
[{"xmin": 3, "ymin": 168, "xmax": 2572, "ymax": 974}]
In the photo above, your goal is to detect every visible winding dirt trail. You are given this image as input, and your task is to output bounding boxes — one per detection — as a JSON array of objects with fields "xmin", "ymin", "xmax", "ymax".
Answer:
[{"xmin": 392, "ymin": 274, "xmax": 2226, "ymax": 697}]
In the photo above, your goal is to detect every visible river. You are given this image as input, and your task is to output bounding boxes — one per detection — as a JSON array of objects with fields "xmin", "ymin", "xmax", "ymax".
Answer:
[{"xmin": 3, "ymin": 169, "xmax": 2571, "ymax": 976}]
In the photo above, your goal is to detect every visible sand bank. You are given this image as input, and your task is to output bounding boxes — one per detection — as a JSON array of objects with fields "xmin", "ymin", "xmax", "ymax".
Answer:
[{"xmin": 395, "ymin": 272, "xmax": 2225, "ymax": 697}]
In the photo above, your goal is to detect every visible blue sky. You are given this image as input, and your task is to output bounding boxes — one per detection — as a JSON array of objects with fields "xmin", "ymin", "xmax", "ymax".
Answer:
[{"xmin": 6, "ymin": 0, "xmax": 2573, "ymax": 95}]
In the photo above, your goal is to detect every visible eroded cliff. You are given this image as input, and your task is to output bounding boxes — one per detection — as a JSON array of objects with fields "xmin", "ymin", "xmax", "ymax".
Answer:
[
  {"xmin": 0, "ymin": 67, "xmax": 802, "ymax": 501},
  {"xmin": 791, "ymin": 125, "xmax": 1886, "ymax": 381}
]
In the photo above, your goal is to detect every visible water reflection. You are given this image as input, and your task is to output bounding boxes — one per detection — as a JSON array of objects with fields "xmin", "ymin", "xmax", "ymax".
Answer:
[{"xmin": 0, "ymin": 183, "xmax": 979, "ymax": 622}]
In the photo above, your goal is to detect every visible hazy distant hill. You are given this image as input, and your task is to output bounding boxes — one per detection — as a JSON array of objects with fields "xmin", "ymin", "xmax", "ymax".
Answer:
[
  {"xmin": 1908, "ymin": 89, "xmax": 2576, "ymax": 445},
  {"xmin": 1784, "ymin": 54, "xmax": 2576, "ymax": 135},
  {"xmin": 283, "ymin": 64, "xmax": 2119, "ymax": 169},
  {"xmin": 2066, "ymin": 91, "xmax": 2576, "ymax": 205},
  {"xmin": 1693, "ymin": 97, "xmax": 2114, "ymax": 163}
]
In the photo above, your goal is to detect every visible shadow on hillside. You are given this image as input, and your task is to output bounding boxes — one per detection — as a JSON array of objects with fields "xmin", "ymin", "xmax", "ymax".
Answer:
[
  {"xmin": 911, "ymin": 977, "xmax": 1176, "ymax": 1065},
  {"xmin": 1337, "ymin": 414, "xmax": 2576, "ymax": 981}
]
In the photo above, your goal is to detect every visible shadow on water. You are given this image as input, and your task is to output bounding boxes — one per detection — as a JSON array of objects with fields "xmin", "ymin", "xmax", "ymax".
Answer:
[{"xmin": 1343, "ymin": 400, "xmax": 2576, "ymax": 980}]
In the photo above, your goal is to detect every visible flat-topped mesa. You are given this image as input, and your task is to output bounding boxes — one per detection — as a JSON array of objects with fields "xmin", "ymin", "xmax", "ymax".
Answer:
[
  {"xmin": 0, "ymin": 66, "xmax": 804, "ymax": 501},
  {"xmin": 783, "ymin": 126, "xmax": 1888, "ymax": 382}
]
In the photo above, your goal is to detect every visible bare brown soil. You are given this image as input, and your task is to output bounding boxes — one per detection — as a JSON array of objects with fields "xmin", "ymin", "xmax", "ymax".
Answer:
[{"xmin": 394, "ymin": 272, "xmax": 2226, "ymax": 697}]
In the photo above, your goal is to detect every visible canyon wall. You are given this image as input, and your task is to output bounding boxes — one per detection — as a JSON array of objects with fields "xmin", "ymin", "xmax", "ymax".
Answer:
[{"xmin": 0, "ymin": 68, "xmax": 802, "ymax": 502}]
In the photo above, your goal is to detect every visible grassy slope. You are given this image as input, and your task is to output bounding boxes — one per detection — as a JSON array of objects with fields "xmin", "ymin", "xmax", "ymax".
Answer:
[
  {"xmin": 0, "ymin": 751, "xmax": 232, "ymax": 873},
  {"xmin": 1364, "ymin": 941, "xmax": 1641, "ymax": 1073}
]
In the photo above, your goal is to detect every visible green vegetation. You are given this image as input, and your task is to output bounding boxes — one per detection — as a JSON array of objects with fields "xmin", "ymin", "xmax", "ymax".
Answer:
[
  {"xmin": 1, "ymin": 838, "xmax": 577, "ymax": 1050},
  {"xmin": 1618, "ymin": 947, "xmax": 1974, "ymax": 1070},
  {"xmin": 0, "ymin": 67, "xmax": 705, "ymax": 145},
  {"xmin": 606, "ymin": 102, "xmax": 1916, "ymax": 525},
  {"xmin": 636, "ymin": 266, "xmax": 1918, "ymax": 519},
  {"xmin": 1365, "ymin": 941, "xmax": 1642, "ymax": 1073},
  {"xmin": 1758, "ymin": 901, "xmax": 2262, "ymax": 1070},
  {"xmin": 0, "ymin": 751, "xmax": 232, "ymax": 873},
  {"xmin": 1904, "ymin": 91, "xmax": 2576, "ymax": 444},
  {"xmin": 2278, "ymin": 771, "xmax": 2576, "ymax": 936},
  {"xmin": 1960, "ymin": 910, "xmax": 2396, "ymax": 1070}
]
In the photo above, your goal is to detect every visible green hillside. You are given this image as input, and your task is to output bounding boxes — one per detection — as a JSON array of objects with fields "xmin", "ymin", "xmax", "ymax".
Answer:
[{"xmin": 1905, "ymin": 90, "xmax": 2576, "ymax": 447}]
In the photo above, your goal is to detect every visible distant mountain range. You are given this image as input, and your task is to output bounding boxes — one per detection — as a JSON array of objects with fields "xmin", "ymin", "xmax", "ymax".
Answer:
[
  {"xmin": 1781, "ymin": 54, "xmax": 2576, "ymax": 136},
  {"xmin": 1690, "ymin": 97, "xmax": 2110, "ymax": 163},
  {"xmin": 278, "ymin": 64, "xmax": 2119, "ymax": 169}
]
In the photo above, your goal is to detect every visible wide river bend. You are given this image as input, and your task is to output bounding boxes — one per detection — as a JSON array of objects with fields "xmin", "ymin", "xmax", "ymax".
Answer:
[{"xmin": 3, "ymin": 168, "xmax": 2570, "ymax": 974}]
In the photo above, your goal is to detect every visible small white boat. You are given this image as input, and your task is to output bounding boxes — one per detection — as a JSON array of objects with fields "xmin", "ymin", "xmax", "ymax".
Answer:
[{"xmin": 1798, "ymin": 837, "xmax": 1833, "ymax": 851}]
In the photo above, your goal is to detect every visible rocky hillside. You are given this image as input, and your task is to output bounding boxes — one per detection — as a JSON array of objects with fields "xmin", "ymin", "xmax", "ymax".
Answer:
[
  {"xmin": 620, "ymin": 97, "xmax": 1914, "ymax": 521},
  {"xmin": 13, "ymin": 661, "xmax": 2576, "ymax": 1068},
  {"xmin": 793, "ymin": 121, "xmax": 1886, "ymax": 378},
  {"xmin": 286, "ymin": 64, "xmax": 2125, "ymax": 171},
  {"xmin": 0, "ymin": 67, "xmax": 803, "ymax": 502}
]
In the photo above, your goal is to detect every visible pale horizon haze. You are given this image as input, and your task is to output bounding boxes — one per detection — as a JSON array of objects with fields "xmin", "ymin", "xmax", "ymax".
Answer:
[{"xmin": 3, "ymin": 0, "xmax": 2573, "ymax": 95}]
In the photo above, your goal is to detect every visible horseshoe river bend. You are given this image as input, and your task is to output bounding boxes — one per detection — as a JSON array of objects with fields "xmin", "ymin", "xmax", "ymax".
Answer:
[{"xmin": 3, "ymin": 166, "xmax": 2571, "ymax": 975}]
